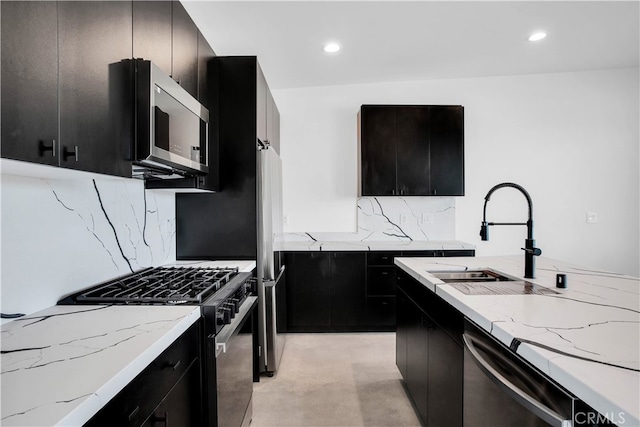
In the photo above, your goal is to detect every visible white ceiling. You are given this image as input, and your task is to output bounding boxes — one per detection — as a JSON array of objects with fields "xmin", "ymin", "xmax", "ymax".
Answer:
[{"xmin": 182, "ymin": 1, "xmax": 640, "ymax": 90}]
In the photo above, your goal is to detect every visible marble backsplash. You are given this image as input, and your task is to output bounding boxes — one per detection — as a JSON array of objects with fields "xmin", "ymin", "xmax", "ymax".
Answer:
[
  {"xmin": 284, "ymin": 196, "xmax": 455, "ymax": 242},
  {"xmin": 1, "ymin": 173, "xmax": 176, "ymax": 318}
]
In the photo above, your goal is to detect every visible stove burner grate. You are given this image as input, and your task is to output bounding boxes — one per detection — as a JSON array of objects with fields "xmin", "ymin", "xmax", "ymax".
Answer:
[{"xmin": 76, "ymin": 266, "xmax": 240, "ymax": 304}]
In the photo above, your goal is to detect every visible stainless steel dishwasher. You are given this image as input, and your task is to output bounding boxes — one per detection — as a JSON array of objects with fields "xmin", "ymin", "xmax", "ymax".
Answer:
[{"xmin": 463, "ymin": 321, "xmax": 575, "ymax": 427}]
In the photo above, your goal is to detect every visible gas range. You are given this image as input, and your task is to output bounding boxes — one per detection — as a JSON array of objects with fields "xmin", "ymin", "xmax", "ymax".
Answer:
[
  {"xmin": 57, "ymin": 263, "xmax": 257, "ymax": 427},
  {"xmin": 58, "ymin": 265, "xmax": 255, "ymax": 335},
  {"xmin": 71, "ymin": 266, "xmax": 241, "ymax": 304}
]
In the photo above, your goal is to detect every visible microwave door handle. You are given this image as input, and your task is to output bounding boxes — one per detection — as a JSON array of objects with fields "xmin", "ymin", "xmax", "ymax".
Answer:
[{"xmin": 462, "ymin": 334, "xmax": 571, "ymax": 427}]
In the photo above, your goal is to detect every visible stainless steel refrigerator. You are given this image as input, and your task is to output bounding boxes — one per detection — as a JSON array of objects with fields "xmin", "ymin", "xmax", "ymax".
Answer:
[{"xmin": 257, "ymin": 143, "xmax": 285, "ymax": 375}]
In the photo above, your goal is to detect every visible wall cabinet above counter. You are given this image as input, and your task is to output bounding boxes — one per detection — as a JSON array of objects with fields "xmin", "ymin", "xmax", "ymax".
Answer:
[
  {"xmin": 1, "ymin": 1, "xmax": 217, "ymax": 189},
  {"xmin": 358, "ymin": 105, "xmax": 464, "ymax": 197}
]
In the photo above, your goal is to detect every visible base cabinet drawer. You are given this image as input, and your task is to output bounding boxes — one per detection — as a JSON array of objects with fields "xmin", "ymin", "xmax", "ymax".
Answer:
[
  {"xmin": 365, "ymin": 296, "xmax": 396, "ymax": 329},
  {"xmin": 85, "ymin": 323, "xmax": 201, "ymax": 427},
  {"xmin": 367, "ymin": 266, "xmax": 397, "ymax": 296}
]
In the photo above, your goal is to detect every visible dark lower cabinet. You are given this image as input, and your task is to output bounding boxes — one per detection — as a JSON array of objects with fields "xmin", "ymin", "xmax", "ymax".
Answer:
[
  {"xmin": 396, "ymin": 269, "xmax": 463, "ymax": 427},
  {"xmin": 284, "ymin": 249, "xmax": 474, "ymax": 332},
  {"xmin": 85, "ymin": 323, "xmax": 201, "ymax": 427},
  {"xmin": 141, "ymin": 360, "xmax": 201, "ymax": 427},
  {"xmin": 331, "ymin": 252, "xmax": 367, "ymax": 327},
  {"xmin": 286, "ymin": 252, "xmax": 332, "ymax": 329},
  {"xmin": 285, "ymin": 251, "xmax": 366, "ymax": 331}
]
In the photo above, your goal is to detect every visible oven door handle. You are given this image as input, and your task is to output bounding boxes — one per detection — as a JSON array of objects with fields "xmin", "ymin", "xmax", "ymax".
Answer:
[{"xmin": 214, "ymin": 296, "xmax": 257, "ymax": 358}]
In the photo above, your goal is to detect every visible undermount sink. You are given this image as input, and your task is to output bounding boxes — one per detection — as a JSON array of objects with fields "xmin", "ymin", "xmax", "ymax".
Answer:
[
  {"xmin": 429, "ymin": 269, "xmax": 516, "ymax": 283},
  {"xmin": 427, "ymin": 269, "xmax": 559, "ymax": 295}
]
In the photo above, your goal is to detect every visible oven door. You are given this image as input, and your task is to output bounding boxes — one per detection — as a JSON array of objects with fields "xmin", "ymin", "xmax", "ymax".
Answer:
[{"xmin": 208, "ymin": 296, "xmax": 257, "ymax": 427}]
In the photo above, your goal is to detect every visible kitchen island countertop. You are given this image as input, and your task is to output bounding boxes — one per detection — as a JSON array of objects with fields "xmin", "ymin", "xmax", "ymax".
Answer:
[
  {"xmin": 0, "ymin": 260, "xmax": 256, "ymax": 427},
  {"xmin": 395, "ymin": 255, "xmax": 639, "ymax": 426}
]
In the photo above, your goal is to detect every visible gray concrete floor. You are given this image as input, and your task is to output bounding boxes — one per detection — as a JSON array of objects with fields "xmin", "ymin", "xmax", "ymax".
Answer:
[{"xmin": 251, "ymin": 333, "xmax": 421, "ymax": 427}]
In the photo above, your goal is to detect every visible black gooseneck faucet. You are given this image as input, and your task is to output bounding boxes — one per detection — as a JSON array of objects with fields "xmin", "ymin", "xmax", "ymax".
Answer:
[{"xmin": 480, "ymin": 182, "xmax": 542, "ymax": 279}]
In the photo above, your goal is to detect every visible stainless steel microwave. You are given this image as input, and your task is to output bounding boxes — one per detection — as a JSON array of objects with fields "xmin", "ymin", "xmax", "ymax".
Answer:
[{"xmin": 132, "ymin": 59, "xmax": 209, "ymax": 179}]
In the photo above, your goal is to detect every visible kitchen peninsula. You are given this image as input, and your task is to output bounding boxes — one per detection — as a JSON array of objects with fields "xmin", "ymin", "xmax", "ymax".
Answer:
[{"xmin": 395, "ymin": 255, "xmax": 640, "ymax": 426}]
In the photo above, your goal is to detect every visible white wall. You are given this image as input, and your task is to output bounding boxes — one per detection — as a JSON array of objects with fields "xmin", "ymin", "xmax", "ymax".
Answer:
[{"xmin": 274, "ymin": 68, "xmax": 640, "ymax": 276}]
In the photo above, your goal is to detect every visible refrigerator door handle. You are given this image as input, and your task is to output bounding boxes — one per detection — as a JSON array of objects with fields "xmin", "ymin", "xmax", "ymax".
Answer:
[{"xmin": 264, "ymin": 265, "xmax": 285, "ymax": 288}]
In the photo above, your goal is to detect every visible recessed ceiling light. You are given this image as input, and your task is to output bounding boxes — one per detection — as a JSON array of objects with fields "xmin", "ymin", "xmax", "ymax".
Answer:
[
  {"xmin": 323, "ymin": 42, "xmax": 341, "ymax": 53},
  {"xmin": 528, "ymin": 32, "xmax": 547, "ymax": 42}
]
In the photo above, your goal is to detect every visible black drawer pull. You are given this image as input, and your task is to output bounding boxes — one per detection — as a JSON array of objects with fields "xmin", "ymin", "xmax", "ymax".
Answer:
[
  {"xmin": 152, "ymin": 411, "xmax": 169, "ymax": 426},
  {"xmin": 165, "ymin": 360, "xmax": 181, "ymax": 371},
  {"xmin": 128, "ymin": 405, "xmax": 140, "ymax": 421},
  {"xmin": 381, "ymin": 272, "xmax": 388, "ymax": 275}
]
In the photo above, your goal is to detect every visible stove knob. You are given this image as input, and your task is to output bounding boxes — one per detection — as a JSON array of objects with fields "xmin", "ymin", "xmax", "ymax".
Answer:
[
  {"xmin": 223, "ymin": 303, "xmax": 236, "ymax": 319},
  {"xmin": 229, "ymin": 298, "xmax": 240, "ymax": 313},
  {"xmin": 218, "ymin": 307, "xmax": 232, "ymax": 325}
]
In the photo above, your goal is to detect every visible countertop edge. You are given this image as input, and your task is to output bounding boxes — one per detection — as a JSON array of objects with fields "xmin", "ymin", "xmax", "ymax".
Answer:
[
  {"xmin": 393, "ymin": 255, "xmax": 640, "ymax": 426},
  {"xmin": 56, "ymin": 307, "xmax": 202, "ymax": 426}
]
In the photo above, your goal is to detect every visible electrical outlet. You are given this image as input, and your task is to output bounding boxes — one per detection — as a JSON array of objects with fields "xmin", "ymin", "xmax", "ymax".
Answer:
[
  {"xmin": 283, "ymin": 214, "xmax": 289, "ymax": 226},
  {"xmin": 586, "ymin": 212, "xmax": 598, "ymax": 224},
  {"xmin": 421, "ymin": 213, "xmax": 434, "ymax": 224}
]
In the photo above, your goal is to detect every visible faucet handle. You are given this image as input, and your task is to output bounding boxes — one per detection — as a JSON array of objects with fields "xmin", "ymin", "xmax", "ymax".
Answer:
[{"xmin": 521, "ymin": 247, "xmax": 542, "ymax": 256}]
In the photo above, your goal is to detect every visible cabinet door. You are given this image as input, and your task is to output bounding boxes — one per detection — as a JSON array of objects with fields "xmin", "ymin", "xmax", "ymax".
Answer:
[
  {"xmin": 256, "ymin": 65, "xmax": 268, "ymax": 144},
  {"xmin": 171, "ymin": 1, "xmax": 198, "ymax": 98},
  {"xmin": 428, "ymin": 106, "xmax": 464, "ymax": 196},
  {"xmin": 133, "ymin": 1, "xmax": 172, "ymax": 76},
  {"xmin": 330, "ymin": 252, "xmax": 366, "ymax": 327},
  {"xmin": 428, "ymin": 325, "xmax": 463, "ymax": 427},
  {"xmin": 266, "ymin": 89, "xmax": 280, "ymax": 153},
  {"xmin": 58, "ymin": 1, "xmax": 132, "ymax": 177},
  {"xmin": 406, "ymin": 306, "xmax": 430, "ymax": 424},
  {"xmin": 197, "ymin": 31, "xmax": 216, "ymax": 108},
  {"xmin": 396, "ymin": 106, "xmax": 430, "ymax": 195},
  {"xmin": 286, "ymin": 252, "xmax": 332, "ymax": 328},
  {"xmin": 360, "ymin": 106, "xmax": 397, "ymax": 196},
  {"xmin": 1, "ymin": 1, "xmax": 58, "ymax": 166},
  {"xmin": 142, "ymin": 360, "xmax": 202, "ymax": 427},
  {"xmin": 395, "ymin": 290, "xmax": 410, "ymax": 378}
]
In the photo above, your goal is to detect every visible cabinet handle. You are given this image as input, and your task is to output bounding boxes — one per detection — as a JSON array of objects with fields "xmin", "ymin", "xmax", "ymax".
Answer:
[
  {"xmin": 433, "ymin": 189, "xmax": 437, "ymax": 195},
  {"xmin": 165, "ymin": 359, "xmax": 181, "ymax": 371},
  {"xmin": 152, "ymin": 411, "xmax": 169, "ymax": 426},
  {"xmin": 63, "ymin": 145, "xmax": 78, "ymax": 162},
  {"xmin": 38, "ymin": 140, "xmax": 56, "ymax": 157},
  {"xmin": 392, "ymin": 189, "xmax": 396, "ymax": 195},
  {"xmin": 381, "ymin": 271, "xmax": 388, "ymax": 275},
  {"xmin": 128, "ymin": 406, "xmax": 140, "ymax": 421}
]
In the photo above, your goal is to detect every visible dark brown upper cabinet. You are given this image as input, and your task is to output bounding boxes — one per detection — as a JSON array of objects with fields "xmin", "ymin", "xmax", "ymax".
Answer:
[
  {"xmin": 359, "ymin": 105, "xmax": 464, "ymax": 196},
  {"xmin": 2, "ymin": 1, "xmax": 132, "ymax": 177},
  {"xmin": 171, "ymin": 2, "xmax": 198, "ymax": 98},
  {"xmin": 132, "ymin": 1, "xmax": 202, "ymax": 100},
  {"xmin": 133, "ymin": 1, "xmax": 172, "ymax": 75},
  {"xmin": 1, "ymin": 1, "xmax": 59, "ymax": 168},
  {"xmin": 58, "ymin": 1, "xmax": 133, "ymax": 177}
]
